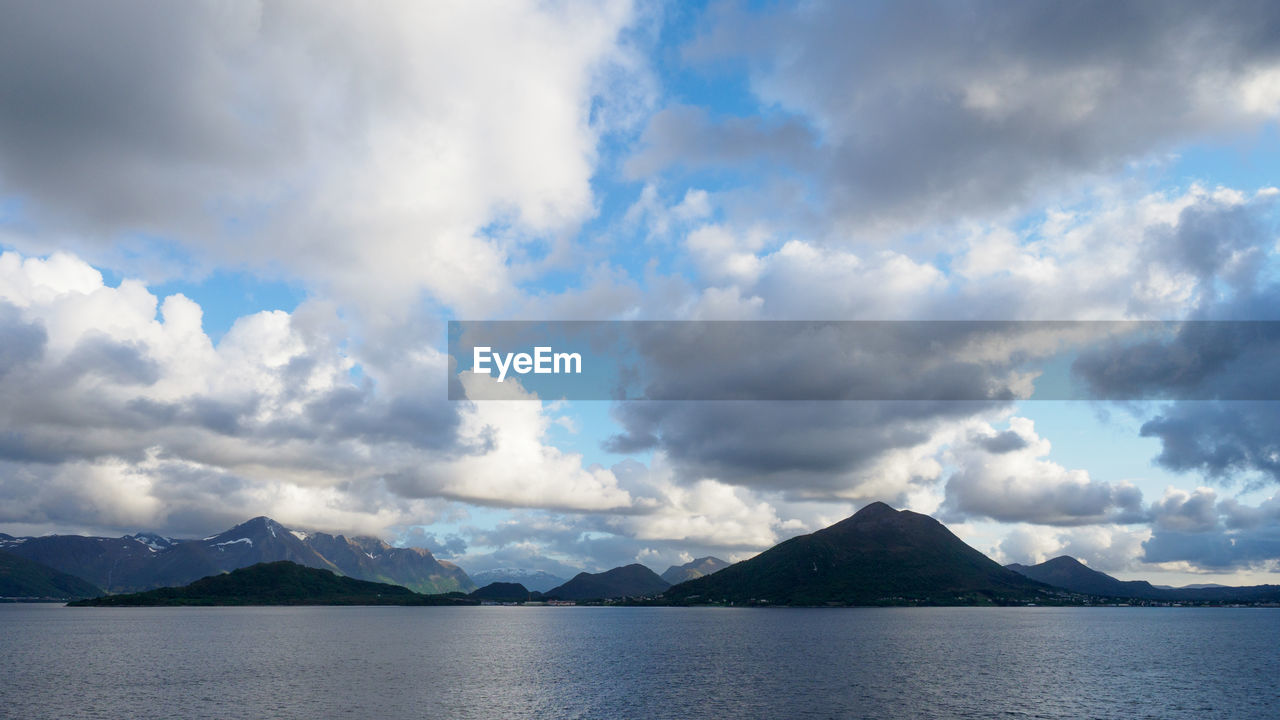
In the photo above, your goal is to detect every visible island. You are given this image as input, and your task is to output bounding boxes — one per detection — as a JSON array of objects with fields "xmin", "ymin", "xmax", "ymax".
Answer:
[{"xmin": 68, "ymin": 561, "xmax": 480, "ymax": 607}]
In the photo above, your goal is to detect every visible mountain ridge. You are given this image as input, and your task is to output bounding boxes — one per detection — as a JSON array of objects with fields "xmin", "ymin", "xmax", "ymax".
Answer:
[
  {"xmin": 1, "ymin": 517, "xmax": 474, "ymax": 595},
  {"xmin": 0, "ymin": 549, "xmax": 102, "ymax": 600},
  {"xmin": 1006, "ymin": 555, "xmax": 1280, "ymax": 603},
  {"xmin": 546, "ymin": 563, "xmax": 670, "ymax": 600}
]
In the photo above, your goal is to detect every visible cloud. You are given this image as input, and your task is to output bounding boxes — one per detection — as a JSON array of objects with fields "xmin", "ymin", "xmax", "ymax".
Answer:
[
  {"xmin": 1061, "ymin": 189, "xmax": 1280, "ymax": 484},
  {"xmin": 399, "ymin": 528, "xmax": 469, "ymax": 560},
  {"xmin": 1141, "ymin": 489, "xmax": 1280, "ymax": 570},
  {"xmin": 1149, "ymin": 487, "xmax": 1221, "ymax": 532},
  {"xmin": 0, "ymin": 249, "xmax": 630, "ymax": 535},
  {"xmin": 0, "ymin": 302, "xmax": 45, "ymax": 378},
  {"xmin": 942, "ymin": 417, "xmax": 1145, "ymax": 526},
  {"xmin": 4, "ymin": 3, "xmax": 1280, "ymax": 581},
  {"xmin": 450, "ymin": 540, "xmax": 585, "ymax": 579},
  {"xmin": 647, "ymin": 0, "xmax": 1280, "ymax": 232},
  {"xmin": 994, "ymin": 524, "xmax": 1151, "ymax": 573},
  {"xmin": 611, "ymin": 183, "xmax": 1275, "ymax": 328},
  {"xmin": 590, "ymin": 316, "xmax": 1107, "ymax": 501},
  {"xmin": 607, "ymin": 456, "xmax": 781, "ymax": 548},
  {"xmin": 0, "ymin": 0, "xmax": 647, "ymax": 316}
]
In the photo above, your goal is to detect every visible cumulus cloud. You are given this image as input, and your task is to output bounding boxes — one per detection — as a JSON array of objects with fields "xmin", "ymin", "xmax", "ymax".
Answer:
[
  {"xmin": 612, "ymin": 183, "xmax": 1275, "ymax": 328},
  {"xmin": 0, "ymin": 250, "xmax": 630, "ymax": 536},
  {"xmin": 986, "ymin": 479, "xmax": 1280, "ymax": 574},
  {"xmin": 994, "ymin": 524, "xmax": 1151, "ymax": 574},
  {"xmin": 942, "ymin": 417, "xmax": 1144, "ymax": 526},
  {"xmin": 3, "ymin": 2, "xmax": 1279, "ymax": 581},
  {"xmin": 644, "ymin": 0, "xmax": 1280, "ymax": 232},
  {"xmin": 0, "ymin": 0, "xmax": 647, "ymax": 316},
  {"xmin": 1060, "ymin": 189, "xmax": 1280, "ymax": 485},
  {"xmin": 1141, "ymin": 489, "xmax": 1280, "ymax": 570}
]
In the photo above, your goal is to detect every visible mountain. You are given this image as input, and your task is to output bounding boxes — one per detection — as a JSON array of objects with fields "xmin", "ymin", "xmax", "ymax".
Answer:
[
  {"xmin": 0, "ymin": 550, "xmax": 101, "ymax": 600},
  {"xmin": 69, "ymin": 561, "xmax": 478, "ymax": 607},
  {"xmin": 1006, "ymin": 556, "xmax": 1165, "ymax": 599},
  {"xmin": 546, "ymin": 564, "xmax": 670, "ymax": 601},
  {"xmin": 130, "ymin": 532, "xmax": 181, "ymax": 552},
  {"xmin": 664, "ymin": 502, "xmax": 1053, "ymax": 606},
  {"xmin": 470, "ymin": 568, "xmax": 567, "ymax": 593},
  {"xmin": 294, "ymin": 530, "xmax": 473, "ymax": 594},
  {"xmin": 0, "ymin": 533, "xmax": 161, "ymax": 593},
  {"xmin": 1007, "ymin": 556, "xmax": 1280, "ymax": 603},
  {"xmin": 661, "ymin": 556, "xmax": 729, "ymax": 585},
  {"xmin": 468, "ymin": 582, "xmax": 539, "ymax": 602},
  {"xmin": 1, "ymin": 517, "xmax": 474, "ymax": 594}
]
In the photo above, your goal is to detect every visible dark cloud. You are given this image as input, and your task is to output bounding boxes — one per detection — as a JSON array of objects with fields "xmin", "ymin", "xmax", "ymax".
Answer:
[
  {"xmin": 1070, "ymin": 197, "xmax": 1280, "ymax": 402},
  {"xmin": 1065, "ymin": 194, "xmax": 1280, "ymax": 484},
  {"xmin": 1073, "ymin": 324, "xmax": 1280, "ymax": 401},
  {"xmin": 625, "ymin": 105, "xmax": 818, "ymax": 178},
  {"xmin": 1140, "ymin": 403, "xmax": 1280, "ymax": 483},
  {"xmin": 1074, "ymin": 316, "xmax": 1280, "ymax": 481},
  {"xmin": 607, "ymin": 400, "xmax": 986, "ymax": 498},
  {"xmin": 0, "ymin": 1, "xmax": 289, "ymax": 232},
  {"xmin": 460, "ymin": 320, "xmax": 1086, "ymax": 496},
  {"xmin": 642, "ymin": 0, "xmax": 1280, "ymax": 230},
  {"xmin": 586, "ymin": 321, "xmax": 1072, "ymax": 497},
  {"xmin": 1140, "ymin": 491, "xmax": 1280, "ymax": 570},
  {"xmin": 0, "ymin": 304, "xmax": 46, "ymax": 378},
  {"xmin": 975, "ymin": 429, "xmax": 1027, "ymax": 454},
  {"xmin": 302, "ymin": 388, "xmax": 467, "ymax": 454},
  {"xmin": 1143, "ymin": 526, "xmax": 1280, "ymax": 569},
  {"xmin": 57, "ymin": 335, "xmax": 160, "ymax": 386},
  {"xmin": 1149, "ymin": 489, "xmax": 1220, "ymax": 533}
]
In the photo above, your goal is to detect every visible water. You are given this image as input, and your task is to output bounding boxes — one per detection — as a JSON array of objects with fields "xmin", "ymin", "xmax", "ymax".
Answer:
[{"xmin": 2, "ymin": 605, "xmax": 1276, "ymax": 719}]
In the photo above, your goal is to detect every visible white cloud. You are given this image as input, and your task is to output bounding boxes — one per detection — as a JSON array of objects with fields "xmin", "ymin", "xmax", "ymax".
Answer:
[
  {"xmin": 943, "ymin": 417, "xmax": 1144, "ymax": 526},
  {"xmin": 0, "ymin": 249, "xmax": 631, "ymax": 535},
  {"xmin": 0, "ymin": 1, "xmax": 647, "ymax": 318},
  {"xmin": 994, "ymin": 523, "xmax": 1151, "ymax": 573}
]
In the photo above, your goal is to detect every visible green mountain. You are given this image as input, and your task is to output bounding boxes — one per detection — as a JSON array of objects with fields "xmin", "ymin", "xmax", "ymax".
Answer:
[
  {"xmin": 0, "ymin": 549, "xmax": 101, "ymax": 600},
  {"xmin": 68, "ymin": 561, "xmax": 479, "ymax": 606},
  {"xmin": 664, "ymin": 502, "xmax": 1053, "ymax": 606},
  {"xmin": 1006, "ymin": 556, "xmax": 1165, "ymax": 599},
  {"xmin": 546, "ymin": 563, "xmax": 670, "ymax": 600},
  {"xmin": 1007, "ymin": 555, "xmax": 1280, "ymax": 603},
  {"xmin": 468, "ymin": 581, "xmax": 538, "ymax": 602}
]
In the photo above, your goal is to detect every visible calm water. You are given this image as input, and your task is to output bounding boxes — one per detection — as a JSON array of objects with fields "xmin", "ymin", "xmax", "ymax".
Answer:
[{"xmin": 1, "ymin": 605, "xmax": 1277, "ymax": 719}]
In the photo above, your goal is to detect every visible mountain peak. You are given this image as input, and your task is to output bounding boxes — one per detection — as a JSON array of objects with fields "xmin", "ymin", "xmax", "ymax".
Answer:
[
  {"xmin": 660, "ymin": 556, "xmax": 730, "ymax": 585},
  {"xmin": 547, "ymin": 563, "xmax": 670, "ymax": 600},
  {"xmin": 243, "ymin": 516, "xmax": 282, "ymax": 528},
  {"xmin": 824, "ymin": 501, "xmax": 922, "ymax": 535},
  {"xmin": 1042, "ymin": 555, "xmax": 1088, "ymax": 569},
  {"xmin": 853, "ymin": 501, "xmax": 898, "ymax": 518}
]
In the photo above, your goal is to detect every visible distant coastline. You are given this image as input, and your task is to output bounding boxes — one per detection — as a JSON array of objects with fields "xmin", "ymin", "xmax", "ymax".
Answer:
[{"xmin": 16, "ymin": 501, "xmax": 1280, "ymax": 609}]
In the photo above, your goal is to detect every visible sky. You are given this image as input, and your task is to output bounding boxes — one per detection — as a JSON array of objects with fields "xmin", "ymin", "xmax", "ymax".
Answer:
[{"xmin": 1, "ymin": 0, "xmax": 1280, "ymax": 586}]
